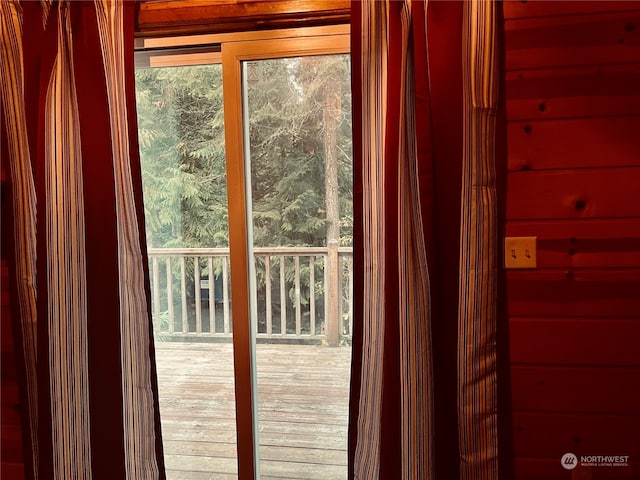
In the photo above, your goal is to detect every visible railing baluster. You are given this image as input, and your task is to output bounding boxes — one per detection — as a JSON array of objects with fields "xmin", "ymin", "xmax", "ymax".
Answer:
[
  {"xmin": 326, "ymin": 240, "xmax": 340, "ymax": 346},
  {"xmin": 166, "ymin": 257, "xmax": 174, "ymax": 334},
  {"xmin": 223, "ymin": 256, "xmax": 230, "ymax": 334},
  {"xmin": 181, "ymin": 256, "xmax": 188, "ymax": 333},
  {"xmin": 348, "ymin": 255, "xmax": 353, "ymax": 337},
  {"xmin": 323, "ymin": 253, "xmax": 328, "ymax": 337},
  {"xmin": 194, "ymin": 256, "xmax": 202, "ymax": 335},
  {"xmin": 280, "ymin": 256, "xmax": 286, "ymax": 335},
  {"xmin": 338, "ymin": 255, "xmax": 343, "ymax": 339},
  {"xmin": 265, "ymin": 255, "xmax": 272, "ymax": 337},
  {"xmin": 208, "ymin": 256, "xmax": 215, "ymax": 333},
  {"xmin": 146, "ymin": 246, "xmax": 352, "ymax": 341},
  {"xmin": 294, "ymin": 255, "xmax": 301, "ymax": 336},
  {"xmin": 309, "ymin": 256, "xmax": 315, "ymax": 336},
  {"xmin": 152, "ymin": 257, "xmax": 160, "ymax": 326}
]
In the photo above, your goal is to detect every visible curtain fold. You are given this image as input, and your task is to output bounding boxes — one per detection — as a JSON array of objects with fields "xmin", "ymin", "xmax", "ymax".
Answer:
[
  {"xmin": 349, "ymin": 1, "xmax": 509, "ymax": 478},
  {"xmin": 1, "ymin": 1, "xmax": 165, "ymax": 478}
]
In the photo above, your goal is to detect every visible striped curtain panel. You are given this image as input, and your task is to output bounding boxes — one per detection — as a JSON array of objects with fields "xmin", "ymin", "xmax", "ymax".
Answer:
[
  {"xmin": 349, "ymin": 1, "xmax": 511, "ymax": 479},
  {"xmin": 0, "ymin": 1, "xmax": 165, "ymax": 479}
]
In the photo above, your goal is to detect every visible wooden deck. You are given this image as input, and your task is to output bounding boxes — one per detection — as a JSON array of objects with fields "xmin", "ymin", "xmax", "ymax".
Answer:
[{"xmin": 155, "ymin": 342, "xmax": 352, "ymax": 480}]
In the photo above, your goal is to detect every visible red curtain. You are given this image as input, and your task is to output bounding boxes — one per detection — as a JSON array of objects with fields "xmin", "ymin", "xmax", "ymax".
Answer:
[
  {"xmin": 1, "ymin": 1, "xmax": 165, "ymax": 478},
  {"xmin": 349, "ymin": 1, "xmax": 512, "ymax": 478}
]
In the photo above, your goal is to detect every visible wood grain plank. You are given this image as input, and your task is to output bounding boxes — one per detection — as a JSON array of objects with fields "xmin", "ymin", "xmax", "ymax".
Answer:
[
  {"xmin": 137, "ymin": 0, "xmax": 350, "ymax": 36},
  {"xmin": 154, "ymin": 342, "xmax": 350, "ymax": 477},
  {"xmin": 515, "ymin": 457, "xmax": 639, "ymax": 480},
  {"xmin": 164, "ymin": 472, "xmax": 236, "ymax": 480},
  {"xmin": 506, "ymin": 219, "xmax": 640, "ymax": 240},
  {"xmin": 505, "ymin": 11, "xmax": 640, "ymax": 71},
  {"xmin": 507, "ymin": 268, "xmax": 640, "ymax": 317},
  {"xmin": 508, "ymin": 95, "xmax": 640, "ymax": 121},
  {"xmin": 165, "ymin": 453, "xmax": 347, "ymax": 479},
  {"xmin": 504, "ymin": 1, "xmax": 640, "ymax": 20},
  {"xmin": 507, "ymin": 64, "xmax": 640, "ymax": 97},
  {"xmin": 164, "ymin": 454, "xmax": 237, "ymax": 476},
  {"xmin": 506, "ymin": 63, "xmax": 640, "ymax": 121},
  {"xmin": 513, "ymin": 412, "xmax": 640, "ymax": 459},
  {"xmin": 510, "ymin": 317, "xmax": 640, "ymax": 366},
  {"xmin": 506, "ymin": 219, "xmax": 640, "ymax": 268},
  {"xmin": 164, "ymin": 440, "xmax": 346, "ymax": 461},
  {"xmin": 511, "ymin": 366, "xmax": 640, "ymax": 413},
  {"xmin": 508, "ymin": 117, "xmax": 640, "ymax": 171},
  {"xmin": 161, "ymin": 425, "xmax": 346, "ymax": 450},
  {"xmin": 507, "ymin": 168, "xmax": 640, "ymax": 220}
]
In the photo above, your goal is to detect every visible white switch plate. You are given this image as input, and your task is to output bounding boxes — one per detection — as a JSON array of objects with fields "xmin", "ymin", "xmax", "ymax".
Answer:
[{"xmin": 505, "ymin": 236, "xmax": 537, "ymax": 269}]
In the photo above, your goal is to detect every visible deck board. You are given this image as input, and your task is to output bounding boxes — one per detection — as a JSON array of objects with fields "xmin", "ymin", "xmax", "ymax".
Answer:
[{"xmin": 155, "ymin": 342, "xmax": 351, "ymax": 479}]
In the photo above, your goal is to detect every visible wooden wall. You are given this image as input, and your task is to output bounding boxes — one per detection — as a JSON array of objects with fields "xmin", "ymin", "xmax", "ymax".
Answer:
[{"xmin": 503, "ymin": 1, "xmax": 640, "ymax": 479}]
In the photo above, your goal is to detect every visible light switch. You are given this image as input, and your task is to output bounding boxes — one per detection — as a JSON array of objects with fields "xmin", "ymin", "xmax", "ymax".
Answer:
[{"xmin": 505, "ymin": 236, "xmax": 537, "ymax": 269}]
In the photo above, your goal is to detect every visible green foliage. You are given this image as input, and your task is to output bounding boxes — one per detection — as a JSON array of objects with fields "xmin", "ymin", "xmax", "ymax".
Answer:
[
  {"xmin": 136, "ymin": 64, "xmax": 228, "ymax": 248},
  {"xmin": 247, "ymin": 56, "xmax": 353, "ymax": 247},
  {"xmin": 135, "ymin": 55, "xmax": 352, "ymax": 250},
  {"xmin": 136, "ymin": 56, "xmax": 352, "ymax": 333}
]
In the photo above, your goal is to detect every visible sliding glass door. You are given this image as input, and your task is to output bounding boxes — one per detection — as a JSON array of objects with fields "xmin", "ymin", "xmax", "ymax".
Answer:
[
  {"xmin": 136, "ymin": 27, "xmax": 352, "ymax": 480},
  {"xmin": 136, "ymin": 53, "xmax": 241, "ymax": 478}
]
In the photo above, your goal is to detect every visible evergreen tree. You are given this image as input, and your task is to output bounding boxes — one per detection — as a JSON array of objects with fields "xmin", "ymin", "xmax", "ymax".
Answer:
[{"xmin": 135, "ymin": 54, "xmax": 352, "ymax": 250}]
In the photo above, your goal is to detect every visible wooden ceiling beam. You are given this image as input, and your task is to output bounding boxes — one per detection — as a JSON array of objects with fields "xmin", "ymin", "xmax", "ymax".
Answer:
[{"xmin": 136, "ymin": 0, "xmax": 351, "ymax": 37}]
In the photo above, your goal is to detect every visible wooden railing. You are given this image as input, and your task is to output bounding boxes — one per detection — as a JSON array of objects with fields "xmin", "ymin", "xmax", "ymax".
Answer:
[{"xmin": 147, "ymin": 245, "xmax": 353, "ymax": 345}]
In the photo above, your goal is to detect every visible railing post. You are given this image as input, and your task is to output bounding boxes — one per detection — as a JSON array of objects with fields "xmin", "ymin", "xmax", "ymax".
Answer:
[
  {"xmin": 152, "ymin": 256, "xmax": 160, "ymax": 328},
  {"xmin": 327, "ymin": 239, "xmax": 340, "ymax": 346}
]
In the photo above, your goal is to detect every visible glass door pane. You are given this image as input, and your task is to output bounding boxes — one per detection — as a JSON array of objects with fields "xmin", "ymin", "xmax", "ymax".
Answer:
[
  {"xmin": 136, "ymin": 61, "xmax": 239, "ymax": 479},
  {"xmin": 242, "ymin": 54, "xmax": 353, "ymax": 479}
]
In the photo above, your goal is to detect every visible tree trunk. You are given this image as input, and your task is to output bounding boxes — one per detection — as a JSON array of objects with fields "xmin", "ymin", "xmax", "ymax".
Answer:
[
  {"xmin": 324, "ymin": 77, "xmax": 341, "ymax": 246},
  {"xmin": 324, "ymin": 76, "xmax": 341, "ymax": 345}
]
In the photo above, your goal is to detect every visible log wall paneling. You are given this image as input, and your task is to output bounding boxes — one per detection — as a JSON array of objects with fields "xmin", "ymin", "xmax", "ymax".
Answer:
[
  {"xmin": 504, "ymin": 1, "xmax": 640, "ymax": 20},
  {"xmin": 505, "ymin": 11, "xmax": 640, "ymax": 71},
  {"xmin": 504, "ymin": 1, "xmax": 640, "ymax": 478},
  {"xmin": 508, "ymin": 117, "xmax": 640, "ymax": 171},
  {"xmin": 510, "ymin": 318, "xmax": 640, "ymax": 366},
  {"xmin": 511, "ymin": 366, "xmax": 640, "ymax": 413},
  {"xmin": 513, "ymin": 413, "xmax": 640, "ymax": 459},
  {"xmin": 507, "ymin": 269, "xmax": 640, "ymax": 318},
  {"xmin": 506, "ymin": 65, "xmax": 640, "ymax": 121},
  {"xmin": 507, "ymin": 168, "xmax": 640, "ymax": 220}
]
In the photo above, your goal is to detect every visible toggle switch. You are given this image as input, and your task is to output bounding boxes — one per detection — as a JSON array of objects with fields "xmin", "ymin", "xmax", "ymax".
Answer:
[{"xmin": 505, "ymin": 236, "xmax": 537, "ymax": 269}]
